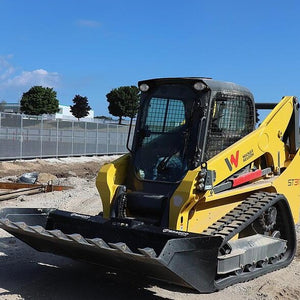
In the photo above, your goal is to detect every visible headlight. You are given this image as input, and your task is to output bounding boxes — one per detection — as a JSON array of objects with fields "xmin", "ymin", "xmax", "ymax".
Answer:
[
  {"xmin": 193, "ymin": 81, "xmax": 206, "ymax": 91},
  {"xmin": 139, "ymin": 83, "xmax": 149, "ymax": 92}
]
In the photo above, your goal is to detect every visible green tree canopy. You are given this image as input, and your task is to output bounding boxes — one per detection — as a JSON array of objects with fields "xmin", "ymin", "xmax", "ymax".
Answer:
[
  {"xmin": 70, "ymin": 94, "xmax": 91, "ymax": 120},
  {"xmin": 20, "ymin": 86, "xmax": 59, "ymax": 115},
  {"xmin": 106, "ymin": 86, "xmax": 139, "ymax": 124}
]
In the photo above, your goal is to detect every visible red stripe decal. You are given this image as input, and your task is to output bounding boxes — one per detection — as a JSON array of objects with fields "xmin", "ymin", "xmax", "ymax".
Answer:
[{"xmin": 232, "ymin": 169, "xmax": 263, "ymax": 187}]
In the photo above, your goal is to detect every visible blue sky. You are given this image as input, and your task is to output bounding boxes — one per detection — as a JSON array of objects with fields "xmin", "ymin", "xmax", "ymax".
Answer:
[{"xmin": 0, "ymin": 0, "xmax": 300, "ymax": 117}]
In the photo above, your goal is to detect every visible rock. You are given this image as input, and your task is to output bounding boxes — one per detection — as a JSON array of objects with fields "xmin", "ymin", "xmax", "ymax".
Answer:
[
  {"xmin": 67, "ymin": 171, "xmax": 77, "ymax": 177},
  {"xmin": 37, "ymin": 173, "xmax": 58, "ymax": 184},
  {"xmin": 17, "ymin": 196, "xmax": 25, "ymax": 202},
  {"xmin": 18, "ymin": 172, "xmax": 38, "ymax": 184}
]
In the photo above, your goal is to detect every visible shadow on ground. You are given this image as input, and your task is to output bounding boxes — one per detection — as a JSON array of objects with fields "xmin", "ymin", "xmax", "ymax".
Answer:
[{"xmin": 0, "ymin": 236, "xmax": 195, "ymax": 300}]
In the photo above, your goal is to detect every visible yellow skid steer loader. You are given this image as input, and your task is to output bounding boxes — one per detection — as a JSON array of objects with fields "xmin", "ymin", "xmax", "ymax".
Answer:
[{"xmin": 0, "ymin": 77, "xmax": 299, "ymax": 292}]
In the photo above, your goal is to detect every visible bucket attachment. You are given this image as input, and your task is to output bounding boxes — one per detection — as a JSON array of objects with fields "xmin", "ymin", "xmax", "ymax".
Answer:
[{"xmin": 0, "ymin": 208, "xmax": 223, "ymax": 293}]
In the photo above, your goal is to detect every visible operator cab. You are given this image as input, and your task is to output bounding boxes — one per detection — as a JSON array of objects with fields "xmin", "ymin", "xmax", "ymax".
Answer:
[
  {"xmin": 123, "ymin": 78, "xmax": 255, "ymax": 225},
  {"xmin": 131, "ymin": 78, "xmax": 255, "ymax": 184}
]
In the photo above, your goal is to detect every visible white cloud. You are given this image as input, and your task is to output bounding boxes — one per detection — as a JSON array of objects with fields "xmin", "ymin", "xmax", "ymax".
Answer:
[
  {"xmin": 5, "ymin": 69, "xmax": 60, "ymax": 88},
  {"xmin": 0, "ymin": 56, "xmax": 61, "ymax": 100},
  {"xmin": 77, "ymin": 19, "xmax": 101, "ymax": 28}
]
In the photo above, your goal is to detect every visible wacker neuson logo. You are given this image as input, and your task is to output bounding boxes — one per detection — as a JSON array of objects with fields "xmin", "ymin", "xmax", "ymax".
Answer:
[{"xmin": 225, "ymin": 150, "xmax": 239, "ymax": 171}]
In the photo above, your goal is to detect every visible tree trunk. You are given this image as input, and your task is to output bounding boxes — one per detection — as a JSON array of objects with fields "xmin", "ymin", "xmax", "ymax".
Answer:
[{"xmin": 118, "ymin": 116, "xmax": 122, "ymax": 125}]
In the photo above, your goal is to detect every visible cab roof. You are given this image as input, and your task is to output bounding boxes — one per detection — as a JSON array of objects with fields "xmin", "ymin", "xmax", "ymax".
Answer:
[{"xmin": 138, "ymin": 77, "xmax": 253, "ymax": 99}]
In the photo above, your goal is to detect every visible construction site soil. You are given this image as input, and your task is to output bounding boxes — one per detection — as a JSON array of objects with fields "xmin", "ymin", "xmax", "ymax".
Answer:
[{"xmin": 0, "ymin": 156, "xmax": 299, "ymax": 300}]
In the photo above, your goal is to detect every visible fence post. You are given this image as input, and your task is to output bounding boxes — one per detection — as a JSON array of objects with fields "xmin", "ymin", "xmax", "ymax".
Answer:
[
  {"xmin": 20, "ymin": 115, "xmax": 23, "ymax": 159},
  {"xmin": 40, "ymin": 116, "xmax": 43, "ymax": 158},
  {"xmin": 84, "ymin": 121, "xmax": 87, "ymax": 156},
  {"xmin": 71, "ymin": 121, "xmax": 74, "ymax": 156},
  {"xmin": 96, "ymin": 122, "xmax": 98, "ymax": 155},
  {"xmin": 116, "ymin": 124, "xmax": 119, "ymax": 153},
  {"xmin": 0, "ymin": 113, "xmax": 1, "ymax": 150},
  {"xmin": 106, "ymin": 124, "xmax": 109, "ymax": 155},
  {"xmin": 56, "ymin": 119, "xmax": 59, "ymax": 158}
]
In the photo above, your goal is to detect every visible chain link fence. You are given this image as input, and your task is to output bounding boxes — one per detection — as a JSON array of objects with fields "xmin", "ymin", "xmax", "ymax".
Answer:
[{"xmin": 0, "ymin": 113, "xmax": 132, "ymax": 160}]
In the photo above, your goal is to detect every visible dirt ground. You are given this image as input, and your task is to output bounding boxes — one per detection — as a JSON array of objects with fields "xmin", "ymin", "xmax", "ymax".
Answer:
[{"xmin": 0, "ymin": 156, "xmax": 299, "ymax": 300}]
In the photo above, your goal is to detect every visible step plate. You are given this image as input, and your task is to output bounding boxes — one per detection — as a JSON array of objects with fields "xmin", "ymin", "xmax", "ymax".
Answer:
[{"xmin": 218, "ymin": 234, "xmax": 287, "ymax": 274}]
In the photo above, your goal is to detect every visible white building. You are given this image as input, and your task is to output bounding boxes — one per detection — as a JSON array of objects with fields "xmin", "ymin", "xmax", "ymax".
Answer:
[{"xmin": 55, "ymin": 105, "xmax": 94, "ymax": 121}]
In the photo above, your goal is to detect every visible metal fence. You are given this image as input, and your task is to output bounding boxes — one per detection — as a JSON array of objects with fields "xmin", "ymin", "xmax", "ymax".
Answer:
[{"xmin": 0, "ymin": 113, "xmax": 132, "ymax": 160}]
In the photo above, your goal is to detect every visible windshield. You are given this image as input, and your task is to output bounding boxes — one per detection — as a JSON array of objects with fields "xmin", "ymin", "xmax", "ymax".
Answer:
[{"xmin": 133, "ymin": 84, "xmax": 196, "ymax": 182}]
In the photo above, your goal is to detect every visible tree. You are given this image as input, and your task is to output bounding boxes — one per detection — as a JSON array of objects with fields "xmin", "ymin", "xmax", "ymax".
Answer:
[
  {"xmin": 106, "ymin": 86, "xmax": 139, "ymax": 125},
  {"xmin": 20, "ymin": 86, "xmax": 59, "ymax": 115},
  {"xmin": 70, "ymin": 95, "xmax": 91, "ymax": 120}
]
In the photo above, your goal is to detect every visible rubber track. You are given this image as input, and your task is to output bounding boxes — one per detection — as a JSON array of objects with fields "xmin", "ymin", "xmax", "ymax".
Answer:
[
  {"xmin": 205, "ymin": 191, "xmax": 297, "ymax": 291},
  {"xmin": 202, "ymin": 192, "xmax": 281, "ymax": 247}
]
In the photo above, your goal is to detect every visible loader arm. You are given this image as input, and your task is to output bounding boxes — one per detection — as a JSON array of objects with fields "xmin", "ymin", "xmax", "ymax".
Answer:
[{"xmin": 168, "ymin": 96, "xmax": 299, "ymax": 229}]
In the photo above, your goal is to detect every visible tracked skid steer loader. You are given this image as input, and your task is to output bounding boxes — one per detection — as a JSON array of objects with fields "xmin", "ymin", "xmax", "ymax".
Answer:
[{"xmin": 0, "ymin": 78, "xmax": 299, "ymax": 293}]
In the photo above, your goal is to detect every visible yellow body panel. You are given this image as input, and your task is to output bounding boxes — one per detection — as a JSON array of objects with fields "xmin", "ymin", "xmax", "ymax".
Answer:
[
  {"xmin": 96, "ymin": 154, "xmax": 130, "ymax": 218},
  {"xmin": 273, "ymin": 150, "xmax": 300, "ymax": 223}
]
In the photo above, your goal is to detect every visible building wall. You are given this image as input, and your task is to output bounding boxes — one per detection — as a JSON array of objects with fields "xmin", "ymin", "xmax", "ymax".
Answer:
[
  {"xmin": 56, "ymin": 105, "xmax": 95, "ymax": 120},
  {"xmin": 2, "ymin": 103, "xmax": 20, "ymax": 113},
  {"xmin": 3, "ymin": 103, "xmax": 95, "ymax": 120}
]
